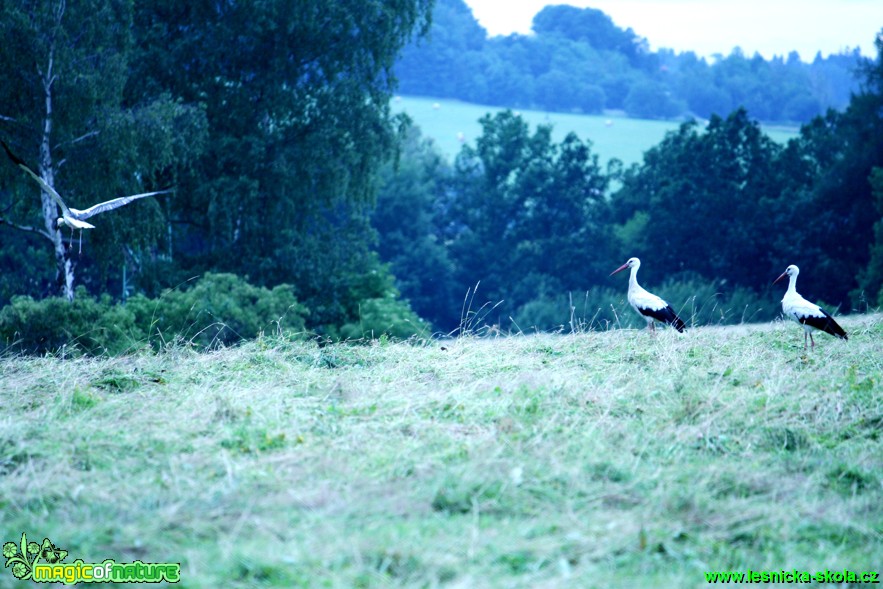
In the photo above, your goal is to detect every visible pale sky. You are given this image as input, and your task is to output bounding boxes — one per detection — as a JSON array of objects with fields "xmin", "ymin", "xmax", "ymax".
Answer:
[{"xmin": 463, "ymin": 0, "xmax": 883, "ymax": 61}]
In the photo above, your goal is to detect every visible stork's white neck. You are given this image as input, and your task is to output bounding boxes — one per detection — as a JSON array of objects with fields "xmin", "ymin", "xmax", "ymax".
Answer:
[
  {"xmin": 786, "ymin": 273, "xmax": 798, "ymax": 294},
  {"xmin": 629, "ymin": 264, "xmax": 641, "ymax": 291}
]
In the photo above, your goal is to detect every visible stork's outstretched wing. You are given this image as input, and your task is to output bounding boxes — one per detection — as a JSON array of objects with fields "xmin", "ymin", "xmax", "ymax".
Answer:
[
  {"xmin": 75, "ymin": 189, "xmax": 173, "ymax": 220},
  {"xmin": 2, "ymin": 140, "xmax": 72, "ymax": 217}
]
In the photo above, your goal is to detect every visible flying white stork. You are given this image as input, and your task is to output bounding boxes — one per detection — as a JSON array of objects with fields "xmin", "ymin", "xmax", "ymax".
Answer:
[
  {"xmin": 773, "ymin": 264, "xmax": 847, "ymax": 349},
  {"xmin": 2, "ymin": 140, "xmax": 172, "ymax": 252},
  {"xmin": 610, "ymin": 257, "xmax": 686, "ymax": 332}
]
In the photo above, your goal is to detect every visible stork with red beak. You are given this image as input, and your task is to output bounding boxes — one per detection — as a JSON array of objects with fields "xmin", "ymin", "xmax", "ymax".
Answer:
[
  {"xmin": 773, "ymin": 264, "xmax": 847, "ymax": 349},
  {"xmin": 610, "ymin": 257, "xmax": 686, "ymax": 332}
]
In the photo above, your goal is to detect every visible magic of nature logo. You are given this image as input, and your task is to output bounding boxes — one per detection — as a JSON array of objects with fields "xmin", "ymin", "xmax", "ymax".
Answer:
[{"xmin": 3, "ymin": 533, "xmax": 180, "ymax": 584}]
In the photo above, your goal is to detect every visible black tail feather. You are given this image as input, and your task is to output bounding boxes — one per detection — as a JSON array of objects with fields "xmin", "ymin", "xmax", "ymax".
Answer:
[
  {"xmin": 666, "ymin": 307, "xmax": 687, "ymax": 333},
  {"xmin": 670, "ymin": 312, "xmax": 687, "ymax": 333}
]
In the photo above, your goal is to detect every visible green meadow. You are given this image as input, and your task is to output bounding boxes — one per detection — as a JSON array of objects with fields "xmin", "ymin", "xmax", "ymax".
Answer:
[
  {"xmin": 392, "ymin": 96, "xmax": 800, "ymax": 166},
  {"xmin": 1, "ymin": 315, "xmax": 881, "ymax": 587}
]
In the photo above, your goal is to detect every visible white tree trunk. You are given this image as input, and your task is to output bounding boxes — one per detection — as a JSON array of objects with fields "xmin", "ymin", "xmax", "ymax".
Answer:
[{"xmin": 38, "ymin": 46, "xmax": 75, "ymax": 301}]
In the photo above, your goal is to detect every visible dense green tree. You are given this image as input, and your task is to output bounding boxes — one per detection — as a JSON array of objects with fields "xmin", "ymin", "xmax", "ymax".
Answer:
[
  {"xmin": 372, "ymin": 125, "xmax": 458, "ymax": 330},
  {"xmin": 623, "ymin": 80, "xmax": 685, "ymax": 119},
  {"xmin": 611, "ymin": 109, "xmax": 788, "ymax": 288},
  {"xmin": 446, "ymin": 111, "xmax": 613, "ymax": 329},
  {"xmin": 859, "ymin": 167, "xmax": 883, "ymax": 306},
  {"xmin": 756, "ymin": 34, "xmax": 883, "ymax": 309},
  {"xmin": 818, "ymin": 32, "xmax": 883, "ymax": 307},
  {"xmin": 665, "ymin": 51, "xmax": 733, "ymax": 117},
  {"xmin": 531, "ymin": 5, "xmax": 651, "ymax": 69},
  {"xmin": 396, "ymin": 0, "xmax": 487, "ymax": 99},
  {"xmin": 610, "ymin": 28, "xmax": 883, "ymax": 310},
  {"xmin": 810, "ymin": 50, "xmax": 866, "ymax": 108},
  {"xmin": 128, "ymin": 0, "xmax": 433, "ymax": 331}
]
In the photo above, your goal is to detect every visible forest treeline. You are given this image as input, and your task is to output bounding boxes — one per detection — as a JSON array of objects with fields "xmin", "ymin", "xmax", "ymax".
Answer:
[
  {"xmin": 376, "ymin": 33, "xmax": 883, "ymax": 333},
  {"xmin": 396, "ymin": 0, "xmax": 866, "ymax": 123},
  {"xmin": 0, "ymin": 1, "xmax": 881, "ymax": 353}
]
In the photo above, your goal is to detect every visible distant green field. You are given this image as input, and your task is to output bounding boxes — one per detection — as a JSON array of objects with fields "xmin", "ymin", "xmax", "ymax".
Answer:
[{"xmin": 392, "ymin": 96, "xmax": 800, "ymax": 167}]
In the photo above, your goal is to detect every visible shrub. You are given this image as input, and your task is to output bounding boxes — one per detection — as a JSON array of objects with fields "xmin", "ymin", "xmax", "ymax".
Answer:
[
  {"xmin": 127, "ymin": 273, "xmax": 308, "ymax": 348},
  {"xmin": 513, "ymin": 295, "xmax": 572, "ymax": 333},
  {"xmin": 0, "ymin": 274, "xmax": 308, "ymax": 355},
  {"xmin": 656, "ymin": 279, "xmax": 774, "ymax": 327},
  {"xmin": 338, "ymin": 296, "xmax": 428, "ymax": 341},
  {"xmin": 509, "ymin": 280, "xmax": 775, "ymax": 334},
  {"xmin": 0, "ymin": 287, "xmax": 142, "ymax": 355}
]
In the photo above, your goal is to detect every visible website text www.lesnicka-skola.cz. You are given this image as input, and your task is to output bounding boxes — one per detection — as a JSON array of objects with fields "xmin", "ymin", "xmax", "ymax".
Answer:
[{"xmin": 705, "ymin": 569, "xmax": 879, "ymax": 584}]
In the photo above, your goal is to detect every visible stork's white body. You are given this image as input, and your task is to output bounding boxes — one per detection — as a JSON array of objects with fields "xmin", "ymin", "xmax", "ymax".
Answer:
[
  {"xmin": 60, "ymin": 215, "xmax": 96, "ymax": 231},
  {"xmin": 626, "ymin": 273, "xmax": 670, "ymax": 328},
  {"xmin": 781, "ymin": 287, "xmax": 827, "ymax": 327},
  {"xmin": 610, "ymin": 258, "xmax": 686, "ymax": 332},
  {"xmin": 774, "ymin": 265, "xmax": 847, "ymax": 349}
]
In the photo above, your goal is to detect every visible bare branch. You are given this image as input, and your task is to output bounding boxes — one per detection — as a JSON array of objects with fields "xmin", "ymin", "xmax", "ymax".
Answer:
[
  {"xmin": 55, "ymin": 130, "xmax": 100, "ymax": 155},
  {"xmin": 69, "ymin": 130, "xmax": 99, "ymax": 146},
  {"xmin": 122, "ymin": 244, "xmax": 143, "ymax": 273},
  {"xmin": 0, "ymin": 116, "xmax": 37, "ymax": 135},
  {"xmin": 0, "ymin": 216, "xmax": 54, "ymax": 242}
]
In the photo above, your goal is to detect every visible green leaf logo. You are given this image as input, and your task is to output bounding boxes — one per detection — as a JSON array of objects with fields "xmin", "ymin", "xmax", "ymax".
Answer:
[{"xmin": 3, "ymin": 533, "xmax": 68, "ymax": 581}]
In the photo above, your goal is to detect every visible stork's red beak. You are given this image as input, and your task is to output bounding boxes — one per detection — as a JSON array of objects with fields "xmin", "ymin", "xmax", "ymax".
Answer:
[
  {"xmin": 610, "ymin": 262, "xmax": 629, "ymax": 276},
  {"xmin": 773, "ymin": 271, "xmax": 788, "ymax": 285}
]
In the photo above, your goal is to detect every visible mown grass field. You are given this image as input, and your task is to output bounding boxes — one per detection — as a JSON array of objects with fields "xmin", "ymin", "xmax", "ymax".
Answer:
[
  {"xmin": 1, "ymin": 315, "xmax": 881, "ymax": 588},
  {"xmin": 391, "ymin": 96, "xmax": 800, "ymax": 166}
]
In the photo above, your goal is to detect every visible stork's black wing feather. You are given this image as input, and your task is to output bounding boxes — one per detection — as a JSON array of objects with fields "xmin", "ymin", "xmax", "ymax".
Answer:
[
  {"xmin": 1, "ymin": 140, "xmax": 27, "ymax": 167},
  {"xmin": 799, "ymin": 309, "xmax": 847, "ymax": 340},
  {"xmin": 639, "ymin": 305, "xmax": 686, "ymax": 332}
]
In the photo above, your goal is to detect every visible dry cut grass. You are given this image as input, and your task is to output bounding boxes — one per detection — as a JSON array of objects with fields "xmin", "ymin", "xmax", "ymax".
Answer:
[{"xmin": 0, "ymin": 315, "xmax": 881, "ymax": 587}]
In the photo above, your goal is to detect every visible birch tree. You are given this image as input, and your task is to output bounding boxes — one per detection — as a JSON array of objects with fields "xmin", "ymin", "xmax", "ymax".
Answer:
[{"xmin": 0, "ymin": 0, "xmax": 205, "ymax": 300}]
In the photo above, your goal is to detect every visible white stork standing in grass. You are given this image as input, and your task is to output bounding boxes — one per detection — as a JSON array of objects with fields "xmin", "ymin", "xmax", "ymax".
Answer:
[
  {"xmin": 2, "ymin": 140, "xmax": 172, "ymax": 253},
  {"xmin": 610, "ymin": 257, "xmax": 686, "ymax": 332},
  {"xmin": 773, "ymin": 264, "xmax": 847, "ymax": 349}
]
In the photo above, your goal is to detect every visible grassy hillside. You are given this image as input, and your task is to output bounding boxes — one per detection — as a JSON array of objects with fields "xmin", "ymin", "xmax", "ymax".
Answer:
[
  {"xmin": 1, "ymin": 316, "xmax": 881, "ymax": 587},
  {"xmin": 392, "ymin": 96, "xmax": 800, "ymax": 166}
]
